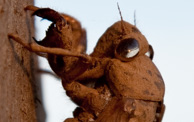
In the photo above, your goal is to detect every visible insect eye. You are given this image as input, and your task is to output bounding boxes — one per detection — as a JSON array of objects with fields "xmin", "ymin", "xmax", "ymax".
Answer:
[
  {"xmin": 115, "ymin": 38, "xmax": 139, "ymax": 61},
  {"xmin": 145, "ymin": 45, "xmax": 154, "ymax": 60}
]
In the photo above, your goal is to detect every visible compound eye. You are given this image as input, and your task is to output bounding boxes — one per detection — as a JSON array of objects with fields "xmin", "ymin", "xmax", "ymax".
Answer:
[
  {"xmin": 115, "ymin": 38, "xmax": 139, "ymax": 61},
  {"xmin": 145, "ymin": 45, "xmax": 154, "ymax": 60}
]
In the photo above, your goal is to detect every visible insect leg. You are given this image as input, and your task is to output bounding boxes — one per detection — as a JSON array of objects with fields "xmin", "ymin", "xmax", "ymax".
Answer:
[
  {"xmin": 25, "ymin": 5, "xmax": 86, "ymax": 53},
  {"xmin": 24, "ymin": 5, "xmax": 39, "ymax": 12},
  {"xmin": 76, "ymin": 58, "xmax": 109, "ymax": 81},
  {"xmin": 61, "ymin": 14, "xmax": 87, "ymax": 53},
  {"xmin": 63, "ymin": 81, "xmax": 108, "ymax": 116},
  {"xmin": 8, "ymin": 34, "xmax": 91, "ymax": 61},
  {"xmin": 25, "ymin": 5, "xmax": 65, "ymax": 24}
]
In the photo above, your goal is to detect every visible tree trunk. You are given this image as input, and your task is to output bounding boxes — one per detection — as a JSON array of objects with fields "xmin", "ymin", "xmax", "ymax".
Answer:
[{"xmin": 0, "ymin": 0, "xmax": 45, "ymax": 121}]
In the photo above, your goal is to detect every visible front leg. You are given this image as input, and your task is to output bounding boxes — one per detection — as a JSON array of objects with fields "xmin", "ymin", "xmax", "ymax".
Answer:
[
  {"xmin": 8, "ymin": 34, "xmax": 91, "ymax": 61},
  {"xmin": 63, "ymin": 81, "xmax": 109, "ymax": 116},
  {"xmin": 8, "ymin": 34, "xmax": 93, "ymax": 81}
]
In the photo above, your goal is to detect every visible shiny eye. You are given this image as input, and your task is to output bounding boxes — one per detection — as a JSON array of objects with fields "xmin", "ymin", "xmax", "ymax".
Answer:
[
  {"xmin": 145, "ymin": 45, "xmax": 154, "ymax": 60},
  {"xmin": 115, "ymin": 38, "xmax": 139, "ymax": 61}
]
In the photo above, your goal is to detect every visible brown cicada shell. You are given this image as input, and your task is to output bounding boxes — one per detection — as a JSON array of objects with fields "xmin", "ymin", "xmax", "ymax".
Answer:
[{"xmin": 8, "ymin": 5, "xmax": 165, "ymax": 122}]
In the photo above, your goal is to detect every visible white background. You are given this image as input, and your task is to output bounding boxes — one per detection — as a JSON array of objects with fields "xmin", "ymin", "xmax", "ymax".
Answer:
[{"xmin": 34, "ymin": 0, "xmax": 194, "ymax": 122}]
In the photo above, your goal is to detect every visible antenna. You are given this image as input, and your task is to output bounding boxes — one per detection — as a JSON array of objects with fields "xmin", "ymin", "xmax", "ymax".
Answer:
[
  {"xmin": 117, "ymin": 3, "xmax": 126, "ymax": 35},
  {"xmin": 134, "ymin": 10, "xmax": 136, "ymax": 26}
]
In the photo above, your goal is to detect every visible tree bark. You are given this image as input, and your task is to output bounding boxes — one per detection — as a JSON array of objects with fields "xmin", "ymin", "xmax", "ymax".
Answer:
[{"xmin": 0, "ymin": 0, "xmax": 45, "ymax": 121}]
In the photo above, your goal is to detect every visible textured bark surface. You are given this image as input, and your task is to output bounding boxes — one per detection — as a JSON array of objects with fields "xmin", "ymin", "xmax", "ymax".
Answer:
[{"xmin": 0, "ymin": 0, "xmax": 45, "ymax": 121}]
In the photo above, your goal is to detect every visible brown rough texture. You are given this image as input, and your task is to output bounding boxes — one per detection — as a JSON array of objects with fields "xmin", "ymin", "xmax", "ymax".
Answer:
[
  {"xmin": 7, "ymin": 6, "xmax": 165, "ymax": 122},
  {"xmin": 0, "ymin": 1, "xmax": 45, "ymax": 122}
]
